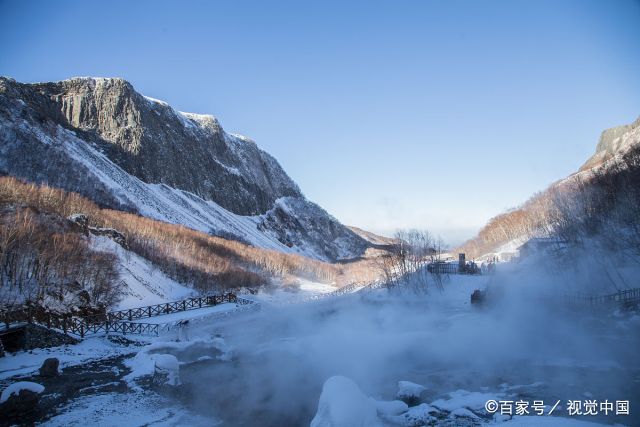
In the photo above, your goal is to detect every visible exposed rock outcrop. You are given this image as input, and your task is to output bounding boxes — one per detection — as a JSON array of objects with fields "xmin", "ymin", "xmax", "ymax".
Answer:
[
  {"xmin": 580, "ymin": 116, "xmax": 640, "ymax": 171},
  {"xmin": 0, "ymin": 76, "xmax": 369, "ymax": 261},
  {"xmin": 2, "ymin": 77, "xmax": 301, "ymax": 216},
  {"xmin": 68, "ymin": 213, "xmax": 128, "ymax": 248}
]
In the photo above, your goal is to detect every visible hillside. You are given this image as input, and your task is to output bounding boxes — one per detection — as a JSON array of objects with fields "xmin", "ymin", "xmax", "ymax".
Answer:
[
  {"xmin": 0, "ymin": 176, "xmax": 382, "ymax": 312},
  {"xmin": 459, "ymin": 116, "xmax": 640, "ymax": 258},
  {"xmin": 0, "ymin": 77, "xmax": 367, "ymax": 262}
]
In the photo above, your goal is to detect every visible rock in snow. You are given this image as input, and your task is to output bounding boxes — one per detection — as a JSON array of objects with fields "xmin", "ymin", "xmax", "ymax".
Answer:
[
  {"xmin": 400, "ymin": 403, "xmax": 439, "ymax": 426},
  {"xmin": 153, "ymin": 354, "xmax": 181, "ymax": 386},
  {"xmin": 39, "ymin": 358, "xmax": 60, "ymax": 377},
  {"xmin": 397, "ymin": 380, "xmax": 426, "ymax": 400},
  {"xmin": 0, "ymin": 381, "xmax": 45, "ymax": 403},
  {"xmin": 374, "ymin": 399, "xmax": 409, "ymax": 416},
  {"xmin": 310, "ymin": 376, "xmax": 383, "ymax": 427}
]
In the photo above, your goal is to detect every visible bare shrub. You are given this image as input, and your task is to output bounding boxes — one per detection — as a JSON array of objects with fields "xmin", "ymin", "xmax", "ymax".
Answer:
[
  {"xmin": 0, "ymin": 207, "xmax": 120, "ymax": 310},
  {"xmin": 0, "ymin": 177, "xmax": 383, "ymax": 297},
  {"xmin": 378, "ymin": 229, "xmax": 444, "ymax": 293}
]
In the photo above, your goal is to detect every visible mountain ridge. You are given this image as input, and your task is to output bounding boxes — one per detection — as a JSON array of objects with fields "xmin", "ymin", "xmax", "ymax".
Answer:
[
  {"xmin": 0, "ymin": 76, "xmax": 368, "ymax": 262},
  {"xmin": 458, "ymin": 115, "xmax": 640, "ymax": 258}
]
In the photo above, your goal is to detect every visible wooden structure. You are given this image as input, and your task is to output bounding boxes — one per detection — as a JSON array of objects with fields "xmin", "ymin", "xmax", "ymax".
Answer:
[
  {"xmin": 565, "ymin": 288, "xmax": 640, "ymax": 310},
  {"xmin": 1, "ymin": 292, "xmax": 255, "ymax": 338}
]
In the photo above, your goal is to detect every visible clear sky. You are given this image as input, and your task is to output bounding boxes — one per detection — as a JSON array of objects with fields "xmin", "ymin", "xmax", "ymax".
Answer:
[{"xmin": 1, "ymin": 0, "xmax": 639, "ymax": 245}]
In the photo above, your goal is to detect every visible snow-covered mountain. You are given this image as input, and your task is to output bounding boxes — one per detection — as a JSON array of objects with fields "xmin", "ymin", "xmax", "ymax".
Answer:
[
  {"xmin": 459, "ymin": 116, "xmax": 640, "ymax": 258},
  {"xmin": 579, "ymin": 117, "xmax": 640, "ymax": 171},
  {"xmin": 0, "ymin": 77, "xmax": 368, "ymax": 261}
]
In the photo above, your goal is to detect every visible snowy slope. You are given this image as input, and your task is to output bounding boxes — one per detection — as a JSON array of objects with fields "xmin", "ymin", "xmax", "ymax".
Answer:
[
  {"xmin": 91, "ymin": 236, "xmax": 196, "ymax": 310},
  {"xmin": 0, "ymin": 76, "xmax": 369, "ymax": 261},
  {"xmin": 63, "ymin": 128, "xmax": 294, "ymax": 253}
]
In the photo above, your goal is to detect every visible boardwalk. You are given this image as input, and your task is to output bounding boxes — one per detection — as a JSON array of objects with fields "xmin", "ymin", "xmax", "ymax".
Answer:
[
  {"xmin": 565, "ymin": 288, "xmax": 640, "ymax": 310},
  {"xmin": 2, "ymin": 293, "xmax": 257, "ymax": 338}
]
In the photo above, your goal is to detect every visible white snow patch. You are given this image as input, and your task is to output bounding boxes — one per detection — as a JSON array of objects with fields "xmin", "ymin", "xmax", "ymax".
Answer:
[
  {"xmin": 42, "ymin": 389, "xmax": 217, "ymax": 426},
  {"xmin": 310, "ymin": 376, "xmax": 383, "ymax": 427},
  {"xmin": 143, "ymin": 95, "xmax": 169, "ymax": 106},
  {"xmin": 397, "ymin": 403, "xmax": 438, "ymax": 425},
  {"xmin": 1, "ymin": 381, "xmax": 44, "ymax": 402},
  {"xmin": 91, "ymin": 236, "xmax": 195, "ymax": 310},
  {"xmin": 124, "ymin": 338, "xmax": 232, "ymax": 388},
  {"xmin": 397, "ymin": 380, "xmax": 426, "ymax": 399},
  {"xmin": 374, "ymin": 399, "xmax": 408, "ymax": 416},
  {"xmin": 449, "ymin": 407, "xmax": 480, "ymax": 419},
  {"xmin": 0, "ymin": 336, "xmax": 142, "ymax": 381},
  {"xmin": 153, "ymin": 353, "xmax": 181, "ymax": 386}
]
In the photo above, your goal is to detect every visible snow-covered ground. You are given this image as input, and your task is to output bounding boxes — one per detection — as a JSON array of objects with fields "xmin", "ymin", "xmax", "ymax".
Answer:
[
  {"xmin": 43, "ymin": 390, "xmax": 217, "ymax": 427},
  {"xmin": 129, "ymin": 303, "xmax": 238, "ymax": 325},
  {"xmin": 60, "ymin": 124, "xmax": 297, "ymax": 254},
  {"xmin": 251, "ymin": 279, "xmax": 337, "ymax": 305},
  {"xmin": 2, "ymin": 270, "xmax": 638, "ymax": 426},
  {"xmin": 92, "ymin": 236, "xmax": 196, "ymax": 310},
  {"xmin": 0, "ymin": 336, "xmax": 144, "ymax": 381}
]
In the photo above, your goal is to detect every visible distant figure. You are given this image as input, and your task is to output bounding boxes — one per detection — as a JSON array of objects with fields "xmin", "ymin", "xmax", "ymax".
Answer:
[
  {"xmin": 177, "ymin": 319, "xmax": 190, "ymax": 342},
  {"xmin": 488, "ymin": 262, "xmax": 495, "ymax": 274}
]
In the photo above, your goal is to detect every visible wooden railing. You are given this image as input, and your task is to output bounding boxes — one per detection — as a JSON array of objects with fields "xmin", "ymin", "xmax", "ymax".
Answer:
[
  {"xmin": 107, "ymin": 293, "xmax": 238, "ymax": 322},
  {"xmin": 564, "ymin": 288, "xmax": 640, "ymax": 309},
  {"xmin": 1, "ymin": 292, "xmax": 252, "ymax": 337}
]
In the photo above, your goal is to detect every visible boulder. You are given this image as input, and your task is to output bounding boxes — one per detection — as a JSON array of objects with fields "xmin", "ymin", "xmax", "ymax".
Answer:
[
  {"xmin": 0, "ymin": 381, "xmax": 44, "ymax": 423},
  {"xmin": 311, "ymin": 376, "xmax": 383, "ymax": 427},
  {"xmin": 39, "ymin": 357, "xmax": 60, "ymax": 377},
  {"xmin": 153, "ymin": 354, "xmax": 181, "ymax": 386},
  {"xmin": 397, "ymin": 381, "xmax": 426, "ymax": 406},
  {"xmin": 0, "ymin": 389, "xmax": 41, "ymax": 421}
]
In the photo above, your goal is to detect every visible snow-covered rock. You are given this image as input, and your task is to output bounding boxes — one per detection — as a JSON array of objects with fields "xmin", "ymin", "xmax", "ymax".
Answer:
[
  {"xmin": 449, "ymin": 407, "xmax": 480, "ymax": 419},
  {"xmin": 399, "ymin": 403, "xmax": 439, "ymax": 426},
  {"xmin": 397, "ymin": 380, "xmax": 426, "ymax": 400},
  {"xmin": 0, "ymin": 381, "xmax": 45, "ymax": 403},
  {"xmin": 374, "ymin": 399, "xmax": 408, "ymax": 416},
  {"xmin": 310, "ymin": 376, "xmax": 383, "ymax": 427},
  {"xmin": 154, "ymin": 354, "xmax": 181, "ymax": 386}
]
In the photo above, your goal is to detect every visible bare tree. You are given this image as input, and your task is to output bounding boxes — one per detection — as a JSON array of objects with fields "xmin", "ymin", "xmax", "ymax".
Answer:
[{"xmin": 377, "ymin": 229, "xmax": 444, "ymax": 293}]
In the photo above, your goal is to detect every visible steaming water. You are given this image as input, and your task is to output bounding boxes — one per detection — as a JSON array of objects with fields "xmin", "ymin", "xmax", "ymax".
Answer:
[{"xmin": 168, "ymin": 273, "xmax": 640, "ymax": 426}]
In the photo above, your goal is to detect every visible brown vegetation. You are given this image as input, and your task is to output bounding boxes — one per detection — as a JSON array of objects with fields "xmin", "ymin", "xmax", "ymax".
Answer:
[
  {"xmin": 458, "ymin": 147, "xmax": 640, "ymax": 259},
  {"xmin": 0, "ymin": 177, "xmax": 381, "ymax": 307},
  {"xmin": 0, "ymin": 206, "xmax": 121, "ymax": 310}
]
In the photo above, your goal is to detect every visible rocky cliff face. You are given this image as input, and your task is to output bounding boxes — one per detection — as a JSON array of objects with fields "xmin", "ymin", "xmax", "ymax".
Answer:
[
  {"xmin": 6, "ymin": 77, "xmax": 302, "ymax": 215},
  {"xmin": 580, "ymin": 117, "xmax": 640, "ymax": 171},
  {"xmin": 0, "ymin": 76, "xmax": 368, "ymax": 261}
]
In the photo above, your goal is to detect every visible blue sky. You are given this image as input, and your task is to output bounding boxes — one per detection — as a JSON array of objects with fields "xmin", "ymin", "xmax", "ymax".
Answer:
[{"xmin": 1, "ymin": 0, "xmax": 639, "ymax": 244}]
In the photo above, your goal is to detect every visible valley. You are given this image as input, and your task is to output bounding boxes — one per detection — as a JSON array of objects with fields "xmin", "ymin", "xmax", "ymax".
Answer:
[{"xmin": 0, "ymin": 77, "xmax": 639, "ymax": 427}]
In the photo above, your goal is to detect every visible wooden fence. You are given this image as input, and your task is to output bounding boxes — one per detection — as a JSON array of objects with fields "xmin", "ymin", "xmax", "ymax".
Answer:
[
  {"xmin": 1, "ymin": 292, "xmax": 253, "ymax": 337},
  {"xmin": 107, "ymin": 293, "xmax": 238, "ymax": 322},
  {"xmin": 564, "ymin": 288, "xmax": 640, "ymax": 309}
]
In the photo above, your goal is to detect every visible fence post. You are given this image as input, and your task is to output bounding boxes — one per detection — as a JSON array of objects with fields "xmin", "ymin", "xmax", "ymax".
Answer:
[{"xmin": 80, "ymin": 322, "xmax": 84, "ymax": 338}]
